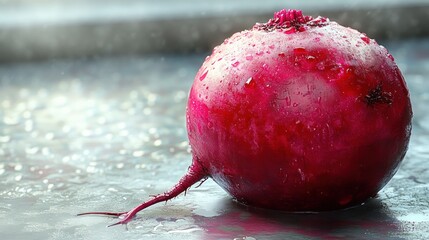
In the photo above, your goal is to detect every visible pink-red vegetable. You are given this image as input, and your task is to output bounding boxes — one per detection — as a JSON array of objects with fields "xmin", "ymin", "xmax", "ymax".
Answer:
[{"xmin": 79, "ymin": 9, "xmax": 412, "ymax": 226}]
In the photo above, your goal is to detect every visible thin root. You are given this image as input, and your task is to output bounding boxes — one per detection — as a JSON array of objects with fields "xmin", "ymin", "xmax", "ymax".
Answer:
[
  {"xmin": 77, "ymin": 160, "xmax": 207, "ymax": 227},
  {"xmin": 77, "ymin": 211, "xmax": 127, "ymax": 217}
]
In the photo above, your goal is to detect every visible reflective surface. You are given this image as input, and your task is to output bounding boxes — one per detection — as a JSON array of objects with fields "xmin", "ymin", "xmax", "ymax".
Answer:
[{"xmin": 1, "ymin": 38, "xmax": 429, "ymax": 240}]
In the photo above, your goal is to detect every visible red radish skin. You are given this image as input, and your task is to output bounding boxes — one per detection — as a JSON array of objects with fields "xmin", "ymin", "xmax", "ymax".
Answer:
[{"xmin": 78, "ymin": 9, "xmax": 412, "ymax": 226}]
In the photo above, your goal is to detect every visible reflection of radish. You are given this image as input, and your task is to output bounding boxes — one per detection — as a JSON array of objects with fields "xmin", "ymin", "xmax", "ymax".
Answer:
[{"xmin": 79, "ymin": 9, "xmax": 412, "ymax": 226}]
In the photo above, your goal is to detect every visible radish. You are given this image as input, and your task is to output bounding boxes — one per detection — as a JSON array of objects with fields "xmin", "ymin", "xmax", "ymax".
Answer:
[{"xmin": 79, "ymin": 9, "xmax": 412, "ymax": 226}]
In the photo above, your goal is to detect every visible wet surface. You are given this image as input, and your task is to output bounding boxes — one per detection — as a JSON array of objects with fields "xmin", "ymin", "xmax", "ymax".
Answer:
[{"xmin": 1, "ymin": 38, "xmax": 429, "ymax": 240}]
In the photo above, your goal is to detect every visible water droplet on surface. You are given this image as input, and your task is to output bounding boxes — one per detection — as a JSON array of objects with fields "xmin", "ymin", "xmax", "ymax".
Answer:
[
  {"xmin": 0, "ymin": 135, "xmax": 11, "ymax": 143},
  {"xmin": 14, "ymin": 164, "xmax": 23, "ymax": 171},
  {"xmin": 86, "ymin": 165, "xmax": 96, "ymax": 173},
  {"xmin": 45, "ymin": 133, "xmax": 54, "ymax": 140},
  {"xmin": 231, "ymin": 61, "xmax": 240, "ymax": 67},
  {"xmin": 245, "ymin": 54, "xmax": 253, "ymax": 61},
  {"xmin": 15, "ymin": 175, "xmax": 23, "ymax": 181},
  {"xmin": 256, "ymin": 51, "xmax": 264, "ymax": 56},
  {"xmin": 154, "ymin": 139, "xmax": 162, "ymax": 146},
  {"xmin": 41, "ymin": 148, "xmax": 50, "ymax": 156},
  {"xmin": 132, "ymin": 150, "xmax": 144, "ymax": 157}
]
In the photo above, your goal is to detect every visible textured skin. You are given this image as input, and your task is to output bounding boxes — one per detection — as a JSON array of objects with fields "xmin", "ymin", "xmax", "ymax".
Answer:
[{"xmin": 187, "ymin": 11, "xmax": 412, "ymax": 211}]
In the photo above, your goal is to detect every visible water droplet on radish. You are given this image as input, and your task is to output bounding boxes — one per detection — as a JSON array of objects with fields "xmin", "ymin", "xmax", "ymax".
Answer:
[
  {"xmin": 199, "ymin": 69, "xmax": 209, "ymax": 81},
  {"xmin": 245, "ymin": 77, "xmax": 256, "ymax": 88},
  {"xmin": 256, "ymin": 51, "xmax": 264, "ymax": 56},
  {"xmin": 294, "ymin": 47, "xmax": 306, "ymax": 54},
  {"xmin": 360, "ymin": 34, "xmax": 370, "ymax": 44},
  {"xmin": 232, "ymin": 61, "xmax": 240, "ymax": 67},
  {"xmin": 262, "ymin": 63, "xmax": 268, "ymax": 69},
  {"xmin": 245, "ymin": 54, "xmax": 253, "ymax": 61}
]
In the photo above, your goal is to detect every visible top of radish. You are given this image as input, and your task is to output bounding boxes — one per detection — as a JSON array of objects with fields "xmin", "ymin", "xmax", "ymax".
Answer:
[{"xmin": 255, "ymin": 9, "xmax": 328, "ymax": 32}]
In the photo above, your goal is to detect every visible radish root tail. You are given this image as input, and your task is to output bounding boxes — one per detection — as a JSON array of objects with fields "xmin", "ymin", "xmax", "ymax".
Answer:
[{"xmin": 77, "ymin": 160, "xmax": 207, "ymax": 227}]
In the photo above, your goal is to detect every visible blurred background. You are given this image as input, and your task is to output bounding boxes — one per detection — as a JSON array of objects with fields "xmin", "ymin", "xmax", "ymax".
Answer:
[
  {"xmin": 1, "ymin": 1, "xmax": 429, "ymax": 240},
  {"xmin": 1, "ymin": 0, "xmax": 428, "ymax": 61}
]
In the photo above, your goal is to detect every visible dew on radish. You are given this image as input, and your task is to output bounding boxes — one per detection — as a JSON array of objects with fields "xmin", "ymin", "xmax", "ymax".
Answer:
[
  {"xmin": 245, "ymin": 77, "xmax": 256, "ymax": 89},
  {"xmin": 78, "ymin": 8, "xmax": 412, "ymax": 227},
  {"xmin": 360, "ymin": 34, "xmax": 371, "ymax": 44},
  {"xmin": 262, "ymin": 63, "xmax": 268, "ymax": 70},
  {"xmin": 232, "ymin": 61, "xmax": 240, "ymax": 67},
  {"xmin": 199, "ymin": 69, "xmax": 208, "ymax": 81}
]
